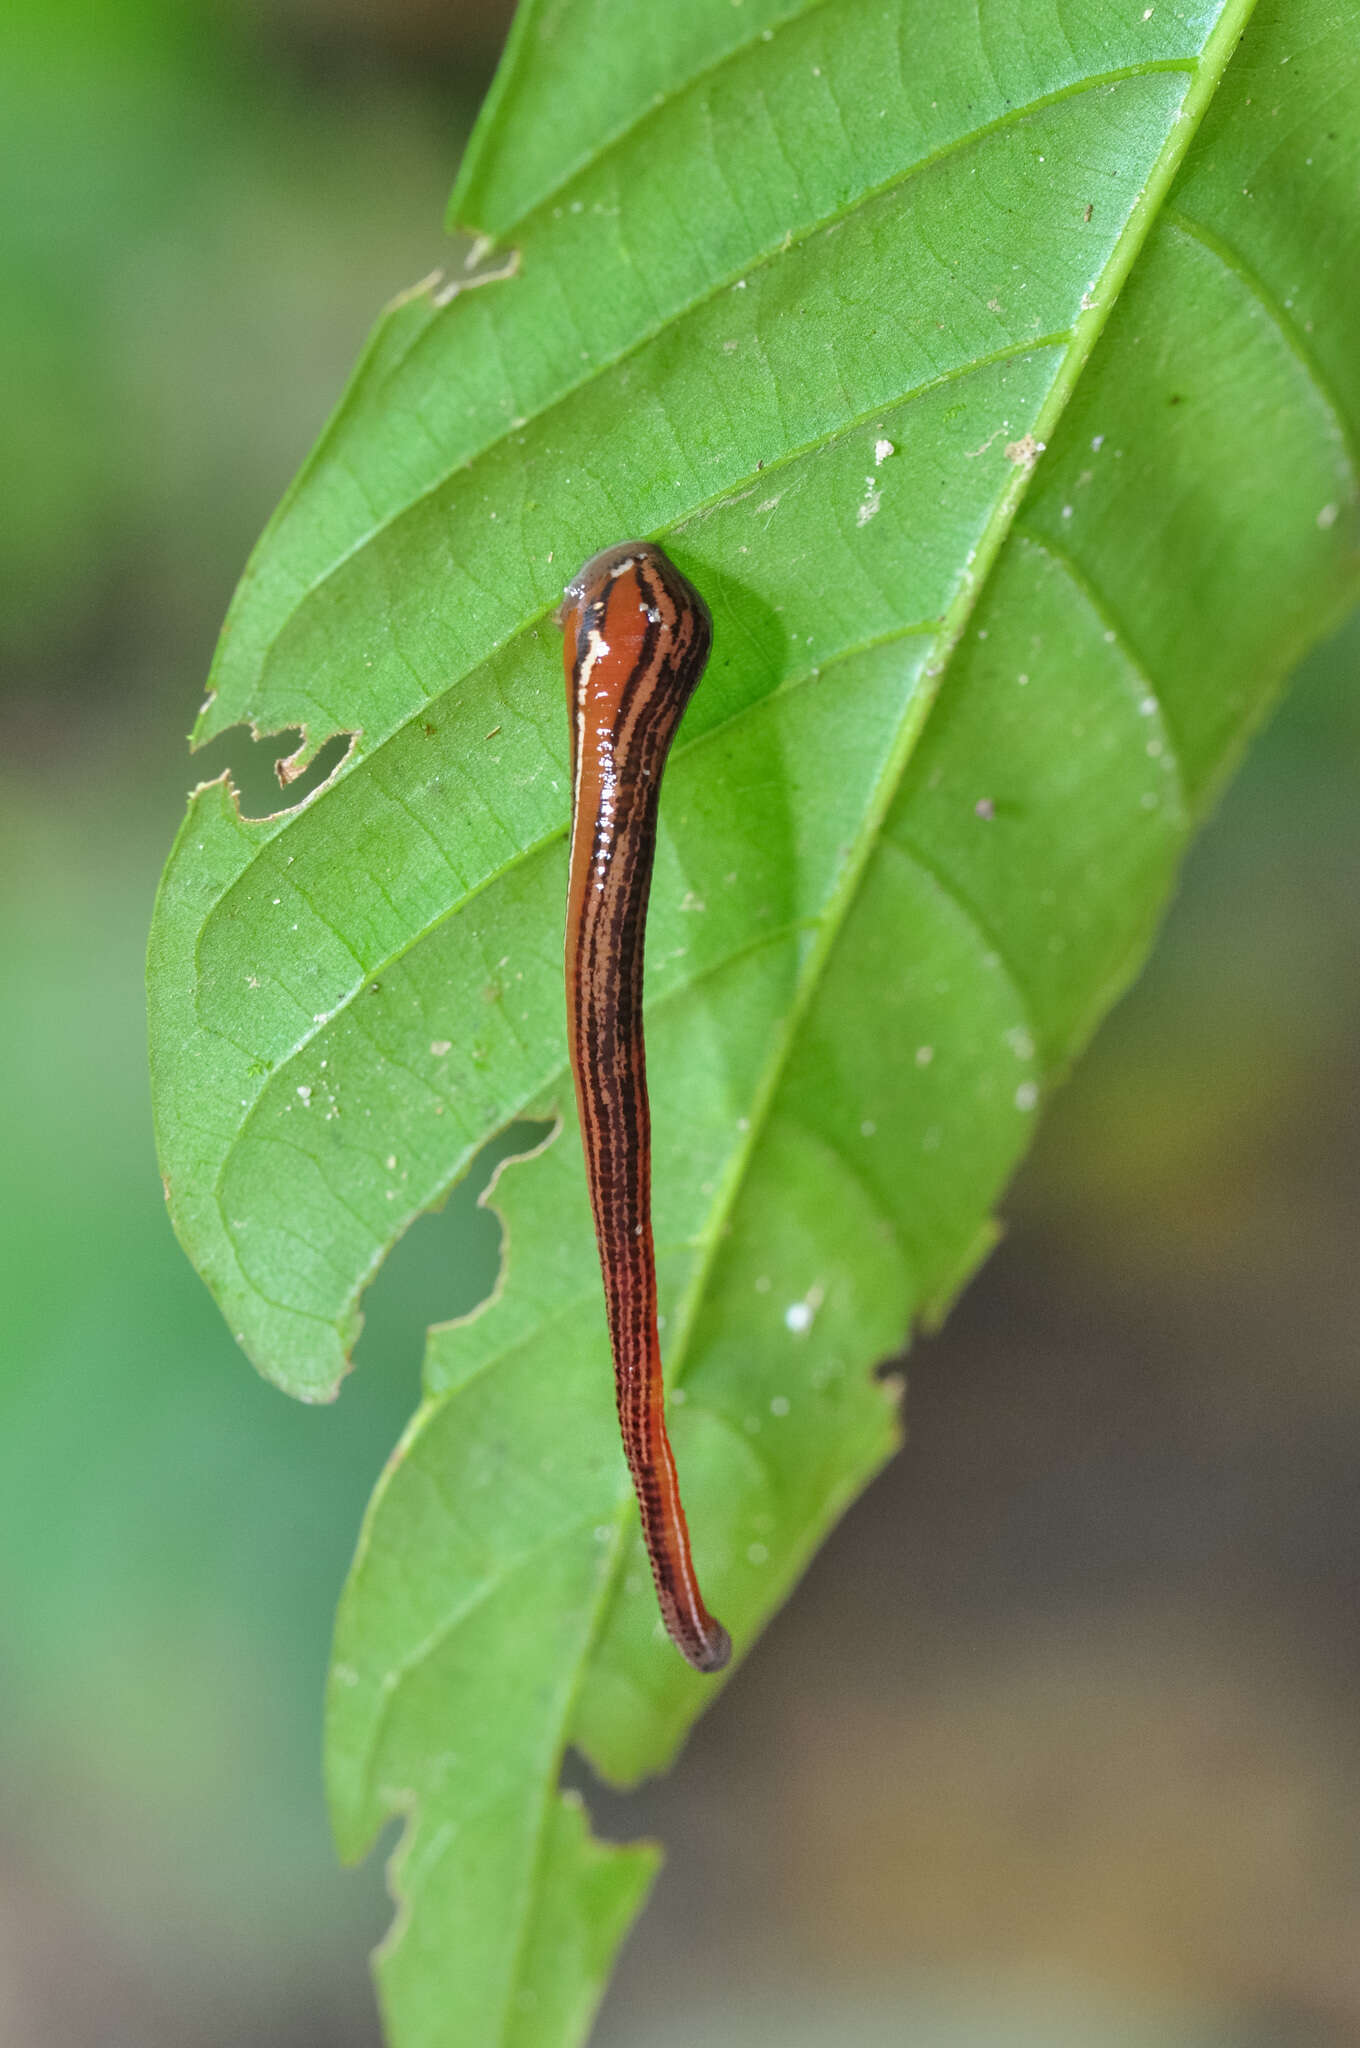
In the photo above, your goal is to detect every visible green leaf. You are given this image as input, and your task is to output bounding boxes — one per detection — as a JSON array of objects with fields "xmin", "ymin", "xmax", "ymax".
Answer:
[{"xmin": 147, "ymin": 0, "xmax": 1359, "ymax": 2041}]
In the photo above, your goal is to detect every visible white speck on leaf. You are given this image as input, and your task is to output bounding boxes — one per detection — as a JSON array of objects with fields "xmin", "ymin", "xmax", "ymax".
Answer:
[{"xmin": 784, "ymin": 1284, "xmax": 824, "ymax": 1335}]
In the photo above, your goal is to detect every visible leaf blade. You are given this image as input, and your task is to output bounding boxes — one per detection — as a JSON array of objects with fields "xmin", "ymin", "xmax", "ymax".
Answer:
[{"xmin": 147, "ymin": 1, "xmax": 1360, "ymax": 2042}]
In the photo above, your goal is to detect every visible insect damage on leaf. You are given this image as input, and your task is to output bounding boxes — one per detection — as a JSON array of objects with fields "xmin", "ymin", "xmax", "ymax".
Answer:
[{"xmin": 188, "ymin": 725, "xmax": 358, "ymax": 822}]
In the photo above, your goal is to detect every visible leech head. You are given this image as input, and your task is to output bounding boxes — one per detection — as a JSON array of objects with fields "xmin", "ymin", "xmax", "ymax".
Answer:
[
  {"xmin": 556, "ymin": 540, "xmax": 712, "ymax": 690},
  {"xmin": 554, "ymin": 541, "xmax": 643, "ymax": 628}
]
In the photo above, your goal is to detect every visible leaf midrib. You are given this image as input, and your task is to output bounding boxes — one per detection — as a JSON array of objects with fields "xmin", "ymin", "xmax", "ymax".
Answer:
[
  {"xmin": 336, "ymin": 4, "xmax": 1267, "ymax": 2031},
  {"xmin": 566, "ymin": 0, "xmax": 1259, "ymax": 1711}
]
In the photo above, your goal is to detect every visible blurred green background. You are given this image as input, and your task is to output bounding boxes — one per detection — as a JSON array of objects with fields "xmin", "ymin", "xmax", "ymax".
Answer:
[{"xmin": 1, "ymin": 3, "xmax": 1356, "ymax": 2044}]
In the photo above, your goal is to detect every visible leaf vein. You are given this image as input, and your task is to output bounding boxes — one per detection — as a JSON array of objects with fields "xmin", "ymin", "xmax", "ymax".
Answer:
[
  {"xmin": 1008, "ymin": 528, "xmax": 1192, "ymax": 820},
  {"xmin": 1160, "ymin": 205, "xmax": 1360, "ymax": 484},
  {"xmin": 260, "ymin": 63, "xmax": 1188, "ymax": 659}
]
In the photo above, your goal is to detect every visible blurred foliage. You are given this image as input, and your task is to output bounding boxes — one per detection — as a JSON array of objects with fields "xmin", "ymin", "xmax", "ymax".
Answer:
[
  {"xmin": 0, "ymin": 0, "xmax": 483, "ymax": 695},
  {"xmin": 0, "ymin": 0, "xmax": 492, "ymax": 2040}
]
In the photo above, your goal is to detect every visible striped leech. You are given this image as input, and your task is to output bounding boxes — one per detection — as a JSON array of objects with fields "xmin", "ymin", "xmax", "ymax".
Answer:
[{"xmin": 557, "ymin": 542, "xmax": 731, "ymax": 1675}]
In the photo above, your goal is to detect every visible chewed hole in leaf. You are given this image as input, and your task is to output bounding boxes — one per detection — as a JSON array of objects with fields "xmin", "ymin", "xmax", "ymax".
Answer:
[
  {"xmin": 355, "ymin": 1121, "xmax": 553, "ymax": 1387},
  {"xmin": 191, "ymin": 724, "xmax": 355, "ymax": 820}
]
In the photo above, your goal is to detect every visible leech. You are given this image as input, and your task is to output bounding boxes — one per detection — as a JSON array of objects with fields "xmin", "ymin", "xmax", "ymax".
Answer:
[{"xmin": 557, "ymin": 541, "xmax": 731, "ymax": 1675}]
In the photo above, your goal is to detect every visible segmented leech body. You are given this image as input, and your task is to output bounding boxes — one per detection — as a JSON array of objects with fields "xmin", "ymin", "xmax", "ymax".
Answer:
[{"xmin": 557, "ymin": 541, "xmax": 731, "ymax": 1675}]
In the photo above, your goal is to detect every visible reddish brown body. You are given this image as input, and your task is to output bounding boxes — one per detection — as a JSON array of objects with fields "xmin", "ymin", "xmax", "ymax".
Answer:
[{"xmin": 557, "ymin": 542, "xmax": 730, "ymax": 1674}]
